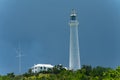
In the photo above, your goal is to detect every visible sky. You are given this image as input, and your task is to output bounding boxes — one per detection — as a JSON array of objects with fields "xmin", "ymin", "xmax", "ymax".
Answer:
[{"xmin": 0, "ymin": 0, "xmax": 120, "ymax": 74}]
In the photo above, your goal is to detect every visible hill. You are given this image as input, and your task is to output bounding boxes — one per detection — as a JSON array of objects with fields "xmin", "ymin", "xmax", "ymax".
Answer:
[{"xmin": 0, "ymin": 65, "xmax": 120, "ymax": 80}]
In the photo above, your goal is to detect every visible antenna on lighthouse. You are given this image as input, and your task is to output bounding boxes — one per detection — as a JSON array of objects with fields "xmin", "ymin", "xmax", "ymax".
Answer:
[{"xmin": 16, "ymin": 41, "xmax": 24, "ymax": 74}]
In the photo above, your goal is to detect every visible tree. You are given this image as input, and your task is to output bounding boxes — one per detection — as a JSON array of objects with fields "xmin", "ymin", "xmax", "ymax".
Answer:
[
  {"xmin": 52, "ymin": 64, "xmax": 66, "ymax": 74},
  {"xmin": 7, "ymin": 72, "xmax": 15, "ymax": 79},
  {"xmin": 80, "ymin": 65, "xmax": 92, "ymax": 76}
]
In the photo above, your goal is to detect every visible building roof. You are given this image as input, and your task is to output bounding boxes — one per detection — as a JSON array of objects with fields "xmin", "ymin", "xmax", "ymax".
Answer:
[{"xmin": 32, "ymin": 64, "xmax": 54, "ymax": 68}]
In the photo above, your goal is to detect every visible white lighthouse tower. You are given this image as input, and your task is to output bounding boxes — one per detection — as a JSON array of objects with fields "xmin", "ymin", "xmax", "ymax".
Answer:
[{"xmin": 69, "ymin": 9, "xmax": 81, "ymax": 70}]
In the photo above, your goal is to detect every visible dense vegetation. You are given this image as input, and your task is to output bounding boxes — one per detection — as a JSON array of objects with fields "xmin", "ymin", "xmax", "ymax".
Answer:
[{"xmin": 0, "ymin": 65, "xmax": 120, "ymax": 80}]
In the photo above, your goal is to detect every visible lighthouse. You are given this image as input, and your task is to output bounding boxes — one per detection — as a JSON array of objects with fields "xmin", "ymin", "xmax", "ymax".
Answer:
[{"xmin": 69, "ymin": 9, "xmax": 81, "ymax": 70}]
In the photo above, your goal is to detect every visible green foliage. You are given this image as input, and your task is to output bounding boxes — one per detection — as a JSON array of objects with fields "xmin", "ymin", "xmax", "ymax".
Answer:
[
  {"xmin": 1, "ymin": 65, "xmax": 120, "ymax": 80},
  {"xmin": 6, "ymin": 72, "xmax": 15, "ymax": 80},
  {"xmin": 81, "ymin": 65, "xmax": 92, "ymax": 76},
  {"xmin": 52, "ymin": 64, "xmax": 66, "ymax": 74}
]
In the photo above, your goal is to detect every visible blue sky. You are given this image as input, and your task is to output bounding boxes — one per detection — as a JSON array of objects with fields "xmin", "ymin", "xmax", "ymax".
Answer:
[{"xmin": 0, "ymin": 0, "xmax": 120, "ymax": 74}]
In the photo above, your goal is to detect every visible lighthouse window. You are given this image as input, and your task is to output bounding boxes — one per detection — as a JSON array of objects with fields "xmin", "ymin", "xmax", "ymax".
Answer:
[{"xmin": 71, "ymin": 16, "xmax": 76, "ymax": 20}]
